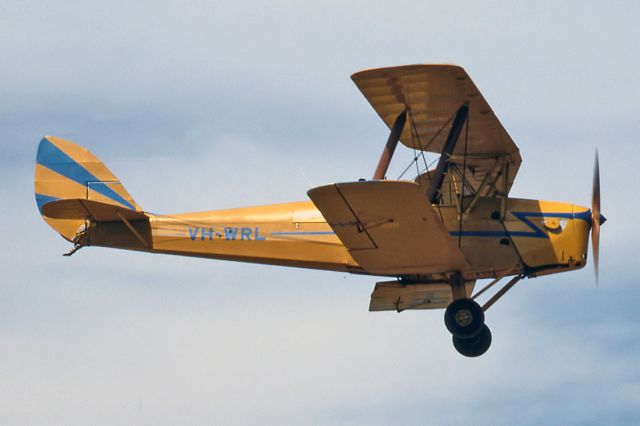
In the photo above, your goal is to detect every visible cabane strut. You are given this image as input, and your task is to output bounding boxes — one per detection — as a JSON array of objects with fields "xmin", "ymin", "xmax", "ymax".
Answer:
[
  {"xmin": 426, "ymin": 104, "xmax": 469, "ymax": 204},
  {"xmin": 373, "ymin": 110, "xmax": 407, "ymax": 180}
]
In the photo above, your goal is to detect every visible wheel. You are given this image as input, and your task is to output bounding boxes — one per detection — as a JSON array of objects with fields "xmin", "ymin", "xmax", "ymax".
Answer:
[
  {"xmin": 444, "ymin": 298, "xmax": 484, "ymax": 338},
  {"xmin": 452, "ymin": 324, "xmax": 492, "ymax": 357}
]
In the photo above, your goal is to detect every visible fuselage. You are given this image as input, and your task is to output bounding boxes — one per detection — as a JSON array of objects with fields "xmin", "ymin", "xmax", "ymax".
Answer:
[{"xmin": 87, "ymin": 195, "xmax": 591, "ymax": 281}]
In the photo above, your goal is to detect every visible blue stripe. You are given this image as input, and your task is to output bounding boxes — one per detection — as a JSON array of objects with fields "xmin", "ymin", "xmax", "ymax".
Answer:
[
  {"xmin": 571, "ymin": 210, "xmax": 592, "ymax": 224},
  {"xmin": 273, "ymin": 212, "xmax": 590, "ymax": 239},
  {"xmin": 509, "ymin": 212, "xmax": 550, "ymax": 238},
  {"xmin": 36, "ymin": 138, "xmax": 135, "ymax": 210},
  {"xmin": 449, "ymin": 230, "xmax": 511, "ymax": 238},
  {"xmin": 35, "ymin": 193, "xmax": 60, "ymax": 213},
  {"xmin": 270, "ymin": 231, "xmax": 336, "ymax": 236},
  {"xmin": 451, "ymin": 211, "xmax": 593, "ymax": 239},
  {"xmin": 448, "ymin": 230, "xmax": 548, "ymax": 238}
]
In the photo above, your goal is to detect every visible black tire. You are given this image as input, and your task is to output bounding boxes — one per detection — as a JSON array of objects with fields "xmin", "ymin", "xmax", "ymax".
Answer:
[
  {"xmin": 444, "ymin": 298, "xmax": 485, "ymax": 338},
  {"xmin": 452, "ymin": 324, "xmax": 492, "ymax": 358}
]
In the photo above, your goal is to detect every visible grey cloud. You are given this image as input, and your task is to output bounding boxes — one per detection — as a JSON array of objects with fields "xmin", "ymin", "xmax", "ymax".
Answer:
[{"xmin": 1, "ymin": 0, "xmax": 639, "ymax": 424}]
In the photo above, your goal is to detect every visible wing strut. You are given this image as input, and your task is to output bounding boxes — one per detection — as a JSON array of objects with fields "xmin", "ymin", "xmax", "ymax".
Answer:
[
  {"xmin": 426, "ymin": 104, "xmax": 469, "ymax": 203},
  {"xmin": 373, "ymin": 110, "xmax": 407, "ymax": 180}
]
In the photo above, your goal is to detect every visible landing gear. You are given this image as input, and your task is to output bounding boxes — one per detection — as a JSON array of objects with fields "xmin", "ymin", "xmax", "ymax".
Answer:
[
  {"xmin": 452, "ymin": 324, "xmax": 492, "ymax": 358},
  {"xmin": 443, "ymin": 274, "xmax": 525, "ymax": 357},
  {"xmin": 444, "ymin": 298, "xmax": 492, "ymax": 357},
  {"xmin": 444, "ymin": 298, "xmax": 484, "ymax": 338}
]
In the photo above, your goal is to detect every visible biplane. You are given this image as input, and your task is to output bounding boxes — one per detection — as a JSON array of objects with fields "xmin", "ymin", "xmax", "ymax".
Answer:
[{"xmin": 35, "ymin": 65, "xmax": 605, "ymax": 357}]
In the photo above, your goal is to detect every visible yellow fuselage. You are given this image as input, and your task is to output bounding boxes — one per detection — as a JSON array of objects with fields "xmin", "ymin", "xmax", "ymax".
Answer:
[{"xmin": 87, "ymin": 196, "xmax": 591, "ymax": 281}]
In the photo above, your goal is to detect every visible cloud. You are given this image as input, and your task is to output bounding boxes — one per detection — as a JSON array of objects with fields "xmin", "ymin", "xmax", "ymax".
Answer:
[{"xmin": 1, "ymin": 0, "xmax": 639, "ymax": 424}]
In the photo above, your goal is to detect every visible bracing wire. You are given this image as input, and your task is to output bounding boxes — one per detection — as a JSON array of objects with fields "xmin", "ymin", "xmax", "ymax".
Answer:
[
  {"xmin": 457, "ymin": 107, "xmax": 470, "ymax": 248},
  {"xmin": 397, "ymin": 109, "xmax": 457, "ymax": 181}
]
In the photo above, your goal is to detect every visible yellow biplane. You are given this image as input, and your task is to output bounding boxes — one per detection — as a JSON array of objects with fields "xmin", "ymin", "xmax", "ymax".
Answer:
[{"xmin": 35, "ymin": 65, "xmax": 605, "ymax": 357}]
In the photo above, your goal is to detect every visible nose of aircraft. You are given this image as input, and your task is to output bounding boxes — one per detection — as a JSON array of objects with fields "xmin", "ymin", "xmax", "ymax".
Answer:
[
  {"xmin": 599, "ymin": 213, "xmax": 607, "ymax": 225},
  {"xmin": 586, "ymin": 210, "xmax": 607, "ymax": 226}
]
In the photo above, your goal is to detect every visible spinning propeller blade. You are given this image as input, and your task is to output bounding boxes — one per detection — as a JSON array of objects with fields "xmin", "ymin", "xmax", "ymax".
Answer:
[{"xmin": 591, "ymin": 150, "xmax": 601, "ymax": 283}]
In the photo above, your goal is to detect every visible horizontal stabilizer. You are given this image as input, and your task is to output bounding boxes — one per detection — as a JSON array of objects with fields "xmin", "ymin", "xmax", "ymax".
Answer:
[{"xmin": 42, "ymin": 199, "xmax": 148, "ymax": 222}]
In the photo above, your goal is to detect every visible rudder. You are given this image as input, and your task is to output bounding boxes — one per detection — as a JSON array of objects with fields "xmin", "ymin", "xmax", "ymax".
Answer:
[{"xmin": 35, "ymin": 135, "xmax": 142, "ymax": 241}]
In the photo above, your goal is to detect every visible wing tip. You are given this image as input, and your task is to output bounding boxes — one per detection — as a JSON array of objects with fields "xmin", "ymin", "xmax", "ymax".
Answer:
[{"xmin": 351, "ymin": 63, "xmax": 466, "ymax": 81}]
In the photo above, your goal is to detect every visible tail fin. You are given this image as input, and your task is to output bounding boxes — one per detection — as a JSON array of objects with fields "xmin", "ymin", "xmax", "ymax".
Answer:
[{"xmin": 35, "ymin": 135, "xmax": 142, "ymax": 241}]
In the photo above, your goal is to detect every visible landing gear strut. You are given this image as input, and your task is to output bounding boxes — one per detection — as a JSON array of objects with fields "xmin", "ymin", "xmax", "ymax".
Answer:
[{"xmin": 444, "ymin": 274, "xmax": 524, "ymax": 357}]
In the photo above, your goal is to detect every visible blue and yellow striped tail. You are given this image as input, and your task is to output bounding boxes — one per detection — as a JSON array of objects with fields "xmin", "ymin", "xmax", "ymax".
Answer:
[{"xmin": 35, "ymin": 135, "xmax": 142, "ymax": 241}]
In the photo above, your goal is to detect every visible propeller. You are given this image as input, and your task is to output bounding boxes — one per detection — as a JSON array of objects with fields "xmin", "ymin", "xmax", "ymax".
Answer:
[{"xmin": 591, "ymin": 150, "xmax": 604, "ymax": 283}]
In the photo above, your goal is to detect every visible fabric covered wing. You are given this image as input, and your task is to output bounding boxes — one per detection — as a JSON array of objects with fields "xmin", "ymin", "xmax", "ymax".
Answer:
[
  {"xmin": 307, "ymin": 181, "xmax": 469, "ymax": 275},
  {"xmin": 352, "ymin": 64, "xmax": 521, "ymax": 196}
]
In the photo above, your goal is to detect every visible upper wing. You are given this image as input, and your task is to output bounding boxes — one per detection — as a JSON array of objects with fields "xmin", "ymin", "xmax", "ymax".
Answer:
[
  {"xmin": 352, "ymin": 64, "xmax": 521, "ymax": 197},
  {"xmin": 307, "ymin": 180, "xmax": 469, "ymax": 275}
]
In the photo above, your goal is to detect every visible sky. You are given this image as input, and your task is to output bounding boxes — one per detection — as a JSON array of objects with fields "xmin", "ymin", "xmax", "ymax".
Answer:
[{"xmin": 1, "ymin": 0, "xmax": 639, "ymax": 424}]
